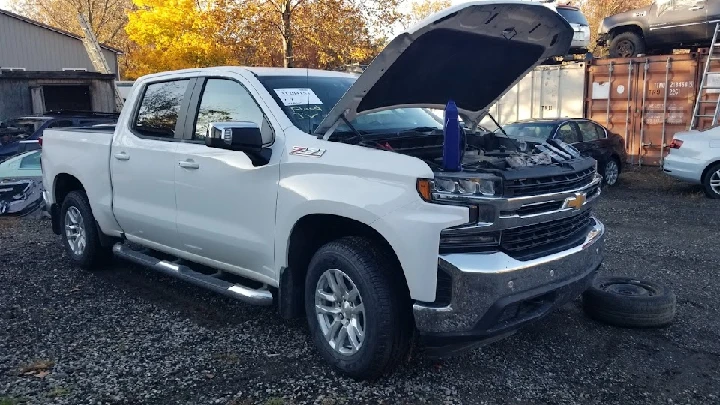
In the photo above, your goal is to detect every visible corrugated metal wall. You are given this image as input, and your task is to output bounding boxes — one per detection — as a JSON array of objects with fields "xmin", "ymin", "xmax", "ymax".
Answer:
[
  {"xmin": 586, "ymin": 54, "xmax": 700, "ymax": 166},
  {"xmin": 481, "ymin": 63, "xmax": 586, "ymax": 128},
  {"xmin": 0, "ymin": 13, "xmax": 118, "ymax": 76}
]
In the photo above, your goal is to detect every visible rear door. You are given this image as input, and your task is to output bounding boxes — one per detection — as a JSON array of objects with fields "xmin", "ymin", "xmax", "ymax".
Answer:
[
  {"xmin": 110, "ymin": 78, "xmax": 195, "ymax": 249},
  {"xmin": 173, "ymin": 75, "xmax": 281, "ymax": 281},
  {"xmin": 650, "ymin": 0, "xmax": 708, "ymax": 44}
]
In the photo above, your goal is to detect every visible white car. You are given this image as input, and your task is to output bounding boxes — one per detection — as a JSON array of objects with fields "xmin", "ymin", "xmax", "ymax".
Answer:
[
  {"xmin": 663, "ymin": 128, "xmax": 720, "ymax": 199},
  {"xmin": 40, "ymin": 1, "xmax": 605, "ymax": 379}
]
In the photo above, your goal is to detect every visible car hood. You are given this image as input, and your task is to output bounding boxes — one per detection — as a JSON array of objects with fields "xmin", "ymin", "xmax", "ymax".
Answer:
[{"xmin": 315, "ymin": 0, "xmax": 573, "ymax": 138}]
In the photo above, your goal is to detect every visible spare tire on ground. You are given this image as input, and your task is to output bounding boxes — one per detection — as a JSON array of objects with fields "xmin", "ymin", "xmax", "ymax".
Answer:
[{"xmin": 582, "ymin": 276, "xmax": 676, "ymax": 328}]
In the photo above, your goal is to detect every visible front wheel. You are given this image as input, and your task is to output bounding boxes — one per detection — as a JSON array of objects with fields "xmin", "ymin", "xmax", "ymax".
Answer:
[
  {"xmin": 702, "ymin": 162, "xmax": 720, "ymax": 199},
  {"xmin": 609, "ymin": 32, "xmax": 645, "ymax": 58},
  {"xmin": 304, "ymin": 237, "xmax": 412, "ymax": 380}
]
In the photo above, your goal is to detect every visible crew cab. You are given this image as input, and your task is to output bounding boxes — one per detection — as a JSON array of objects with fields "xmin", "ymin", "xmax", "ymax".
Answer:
[
  {"xmin": 598, "ymin": 0, "xmax": 720, "ymax": 58},
  {"xmin": 40, "ymin": 1, "xmax": 605, "ymax": 379}
]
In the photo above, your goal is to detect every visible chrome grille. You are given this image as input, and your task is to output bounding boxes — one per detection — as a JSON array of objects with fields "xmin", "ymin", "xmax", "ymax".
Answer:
[{"xmin": 504, "ymin": 168, "xmax": 596, "ymax": 197}]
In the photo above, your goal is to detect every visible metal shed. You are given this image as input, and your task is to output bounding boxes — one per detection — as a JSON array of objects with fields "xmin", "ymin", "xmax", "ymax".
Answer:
[{"xmin": 0, "ymin": 9, "xmax": 121, "ymax": 77}]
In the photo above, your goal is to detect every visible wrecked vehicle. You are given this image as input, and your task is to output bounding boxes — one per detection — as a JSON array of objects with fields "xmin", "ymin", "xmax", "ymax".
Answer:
[
  {"xmin": 40, "ymin": 1, "xmax": 604, "ymax": 379},
  {"xmin": 0, "ymin": 150, "xmax": 44, "ymax": 216}
]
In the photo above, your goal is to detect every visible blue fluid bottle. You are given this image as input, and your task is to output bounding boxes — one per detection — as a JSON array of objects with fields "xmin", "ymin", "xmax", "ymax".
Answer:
[{"xmin": 442, "ymin": 100, "xmax": 462, "ymax": 171}]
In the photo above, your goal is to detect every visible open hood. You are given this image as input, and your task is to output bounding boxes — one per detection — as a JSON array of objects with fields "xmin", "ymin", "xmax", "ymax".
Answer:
[{"xmin": 315, "ymin": 0, "xmax": 573, "ymax": 138}]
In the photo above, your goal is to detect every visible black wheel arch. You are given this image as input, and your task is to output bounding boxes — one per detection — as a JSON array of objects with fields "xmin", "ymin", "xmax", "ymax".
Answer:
[
  {"xmin": 609, "ymin": 23, "xmax": 647, "ymax": 40},
  {"xmin": 51, "ymin": 173, "xmax": 116, "ymax": 247},
  {"xmin": 279, "ymin": 214, "xmax": 408, "ymax": 320}
]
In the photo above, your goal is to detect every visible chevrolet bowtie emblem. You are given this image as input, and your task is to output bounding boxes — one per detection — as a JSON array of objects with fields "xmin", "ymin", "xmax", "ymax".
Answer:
[{"xmin": 564, "ymin": 193, "xmax": 587, "ymax": 210}]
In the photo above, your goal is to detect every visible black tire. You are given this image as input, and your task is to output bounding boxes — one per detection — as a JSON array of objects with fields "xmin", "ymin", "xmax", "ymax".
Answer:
[
  {"xmin": 304, "ymin": 236, "xmax": 412, "ymax": 380},
  {"xmin": 609, "ymin": 32, "xmax": 646, "ymax": 58},
  {"xmin": 60, "ymin": 190, "xmax": 111, "ymax": 270},
  {"xmin": 702, "ymin": 162, "xmax": 720, "ymax": 199},
  {"xmin": 582, "ymin": 276, "xmax": 676, "ymax": 328}
]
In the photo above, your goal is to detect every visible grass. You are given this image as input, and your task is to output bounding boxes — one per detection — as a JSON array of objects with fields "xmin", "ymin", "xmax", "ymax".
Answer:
[
  {"xmin": 0, "ymin": 397, "xmax": 24, "ymax": 405},
  {"xmin": 264, "ymin": 398, "xmax": 286, "ymax": 405}
]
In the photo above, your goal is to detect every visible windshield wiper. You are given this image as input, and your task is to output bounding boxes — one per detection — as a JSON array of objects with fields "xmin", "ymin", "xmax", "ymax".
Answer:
[{"xmin": 397, "ymin": 126, "xmax": 440, "ymax": 134}]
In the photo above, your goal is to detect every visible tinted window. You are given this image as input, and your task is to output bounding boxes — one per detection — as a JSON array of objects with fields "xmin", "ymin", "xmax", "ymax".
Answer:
[
  {"xmin": 577, "ymin": 121, "xmax": 601, "ymax": 142},
  {"xmin": 193, "ymin": 79, "xmax": 265, "ymax": 140},
  {"xmin": 133, "ymin": 80, "xmax": 190, "ymax": 138},
  {"xmin": 48, "ymin": 120, "xmax": 73, "ymax": 128},
  {"xmin": 557, "ymin": 8, "xmax": 589, "ymax": 25},
  {"xmin": 257, "ymin": 75, "xmax": 442, "ymax": 134},
  {"xmin": 556, "ymin": 122, "xmax": 580, "ymax": 143}
]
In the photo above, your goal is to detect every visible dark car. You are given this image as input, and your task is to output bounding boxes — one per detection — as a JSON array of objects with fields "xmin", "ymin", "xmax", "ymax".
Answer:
[
  {"xmin": 499, "ymin": 118, "xmax": 627, "ymax": 185},
  {"xmin": 0, "ymin": 111, "xmax": 118, "ymax": 159},
  {"xmin": 598, "ymin": 0, "xmax": 720, "ymax": 58}
]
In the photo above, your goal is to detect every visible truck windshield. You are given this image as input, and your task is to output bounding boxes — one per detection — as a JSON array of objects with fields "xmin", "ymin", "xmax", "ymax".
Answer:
[{"xmin": 257, "ymin": 75, "xmax": 443, "ymax": 135}]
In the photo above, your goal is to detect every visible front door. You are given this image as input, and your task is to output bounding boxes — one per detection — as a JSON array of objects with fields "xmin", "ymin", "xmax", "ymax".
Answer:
[
  {"xmin": 573, "ymin": 120, "xmax": 608, "ymax": 163},
  {"xmin": 110, "ymin": 78, "xmax": 193, "ymax": 249},
  {"xmin": 174, "ymin": 77, "xmax": 281, "ymax": 281},
  {"xmin": 650, "ymin": 0, "xmax": 708, "ymax": 45}
]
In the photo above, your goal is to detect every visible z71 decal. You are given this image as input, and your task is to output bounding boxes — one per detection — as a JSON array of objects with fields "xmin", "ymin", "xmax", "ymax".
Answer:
[{"xmin": 290, "ymin": 146, "xmax": 326, "ymax": 157}]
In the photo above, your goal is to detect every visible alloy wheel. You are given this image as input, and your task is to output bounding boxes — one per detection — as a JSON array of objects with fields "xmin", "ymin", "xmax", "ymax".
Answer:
[
  {"xmin": 64, "ymin": 206, "xmax": 86, "ymax": 256},
  {"xmin": 314, "ymin": 269, "xmax": 366, "ymax": 356}
]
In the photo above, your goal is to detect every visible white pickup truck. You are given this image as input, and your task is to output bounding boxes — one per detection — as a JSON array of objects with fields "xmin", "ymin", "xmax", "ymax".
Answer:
[{"xmin": 41, "ymin": 1, "xmax": 605, "ymax": 379}]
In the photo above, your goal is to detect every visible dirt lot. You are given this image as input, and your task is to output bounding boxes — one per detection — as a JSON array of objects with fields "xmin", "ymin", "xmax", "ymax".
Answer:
[{"xmin": 1, "ymin": 167, "xmax": 718, "ymax": 405}]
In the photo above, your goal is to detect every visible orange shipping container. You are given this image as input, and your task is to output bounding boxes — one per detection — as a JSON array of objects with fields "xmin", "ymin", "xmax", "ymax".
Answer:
[{"xmin": 585, "ymin": 54, "xmax": 700, "ymax": 166}]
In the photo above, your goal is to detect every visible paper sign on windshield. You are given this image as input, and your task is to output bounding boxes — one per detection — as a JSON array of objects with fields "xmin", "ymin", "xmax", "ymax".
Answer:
[{"xmin": 274, "ymin": 88, "xmax": 322, "ymax": 106}]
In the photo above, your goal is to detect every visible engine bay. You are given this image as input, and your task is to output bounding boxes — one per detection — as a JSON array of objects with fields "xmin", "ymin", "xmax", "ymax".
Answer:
[{"xmin": 356, "ymin": 128, "xmax": 588, "ymax": 175}]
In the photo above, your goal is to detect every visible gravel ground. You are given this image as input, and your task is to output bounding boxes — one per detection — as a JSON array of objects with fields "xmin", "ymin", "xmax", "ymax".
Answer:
[{"xmin": 1, "ymin": 167, "xmax": 719, "ymax": 405}]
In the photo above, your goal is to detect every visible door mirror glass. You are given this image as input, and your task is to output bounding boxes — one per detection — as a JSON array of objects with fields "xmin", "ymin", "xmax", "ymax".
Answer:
[{"xmin": 205, "ymin": 121, "xmax": 263, "ymax": 150}]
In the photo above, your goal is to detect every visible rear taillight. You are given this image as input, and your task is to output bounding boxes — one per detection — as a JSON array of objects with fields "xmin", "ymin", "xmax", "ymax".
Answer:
[
  {"xmin": 668, "ymin": 139, "xmax": 683, "ymax": 149},
  {"xmin": 38, "ymin": 137, "xmax": 43, "ymax": 147}
]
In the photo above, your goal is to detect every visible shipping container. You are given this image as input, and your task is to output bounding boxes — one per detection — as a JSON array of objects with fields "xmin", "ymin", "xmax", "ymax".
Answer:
[
  {"xmin": 692, "ymin": 52, "xmax": 720, "ymax": 131},
  {"xmin": 585, "ymin": 54, "xmax": 700, "ymax": 166},
  {"xmin": 480, "ymin": 62, "xmax": 586, "ymax": 129}
]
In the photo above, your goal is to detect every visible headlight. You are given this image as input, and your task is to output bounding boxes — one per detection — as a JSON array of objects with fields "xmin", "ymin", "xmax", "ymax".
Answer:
[{"xmin": 417, "ymin": 174, "xmax": 502, "ymax": 202}]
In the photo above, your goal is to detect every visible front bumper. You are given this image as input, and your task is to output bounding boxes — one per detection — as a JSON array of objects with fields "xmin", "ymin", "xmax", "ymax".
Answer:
[{"xmin": 413, "ymin": 217, "xmax": 604, "ymax": 354}]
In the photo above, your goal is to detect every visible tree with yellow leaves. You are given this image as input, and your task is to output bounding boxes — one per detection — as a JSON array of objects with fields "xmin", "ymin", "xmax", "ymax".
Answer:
[{"xmin": 402, "ymin": 0, "xmax": 451, "ymax": 29}]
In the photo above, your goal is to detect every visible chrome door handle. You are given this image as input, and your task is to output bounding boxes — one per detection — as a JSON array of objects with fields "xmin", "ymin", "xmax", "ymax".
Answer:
[
  {"xmin": 114, "ymin": 152, "xmax": 130, "ymax": 161},
  {"xmin": 178, "ymin": 159, "xmax": 200, "ymax": 169}
]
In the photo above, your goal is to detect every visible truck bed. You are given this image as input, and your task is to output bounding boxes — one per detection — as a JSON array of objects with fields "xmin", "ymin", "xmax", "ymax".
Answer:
[{"xmin": 41, "ymin": 127, "xmax": 119, "ymax": 236}]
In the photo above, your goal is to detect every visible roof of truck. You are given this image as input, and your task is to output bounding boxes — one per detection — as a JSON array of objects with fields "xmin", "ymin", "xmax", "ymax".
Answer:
[{"xmin": 246, "ymin": 67, "xmax": 356, "ymax": 78}]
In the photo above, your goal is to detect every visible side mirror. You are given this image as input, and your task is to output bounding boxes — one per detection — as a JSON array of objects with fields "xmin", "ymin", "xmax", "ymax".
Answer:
[
  {"xmin": 205, "ymin": 121, "xmax": 263, "ymax": 151},
  {"xmin": 205, "ymin": 121, "xmax": 272, "ymax": 166}
]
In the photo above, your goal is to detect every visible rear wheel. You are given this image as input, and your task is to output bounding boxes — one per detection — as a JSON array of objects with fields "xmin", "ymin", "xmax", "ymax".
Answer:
[
  {"xmin": 609, "ymin": 32, "xmax": 645, "ymax": 58},
  {"xmin": 702, "ymin": 162, "xmax": 720, "ymax": 199},
  {"xmin": 602, "ymin": 158, "xmax": 621, "ymax": 186},
  {"xmin": 60, "ymin": 191, "xmax": 111, "ymax": 269},
  {"xmin": 304, "ymin": 236, "xmax": 412, "ymax": 380}
]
